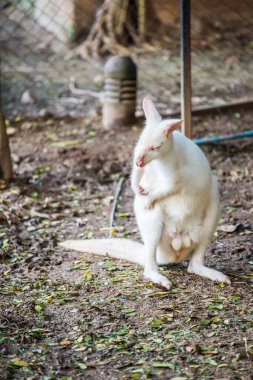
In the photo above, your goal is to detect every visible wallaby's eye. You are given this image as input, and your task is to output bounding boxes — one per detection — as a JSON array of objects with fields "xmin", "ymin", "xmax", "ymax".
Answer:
[{"xmin": 150, "ymin": 145, "xmax": 160, "ymax": 151}]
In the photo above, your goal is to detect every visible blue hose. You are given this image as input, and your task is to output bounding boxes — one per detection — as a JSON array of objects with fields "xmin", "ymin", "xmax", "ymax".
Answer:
[{"xmin": 193, "ymin": 130, "xmax": 253, "ymax": 145}]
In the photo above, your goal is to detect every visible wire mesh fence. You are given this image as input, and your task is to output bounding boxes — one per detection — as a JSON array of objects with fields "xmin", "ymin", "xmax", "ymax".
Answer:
[{"xmin": 1, "ymin": 0, "xmax": 253, "ymax": 127}]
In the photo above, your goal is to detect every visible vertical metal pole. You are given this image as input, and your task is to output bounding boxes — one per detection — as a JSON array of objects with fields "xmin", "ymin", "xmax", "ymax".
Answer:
[{"xmin": 180, "ymin": 0, "xmax": 192, "ymax": 138}]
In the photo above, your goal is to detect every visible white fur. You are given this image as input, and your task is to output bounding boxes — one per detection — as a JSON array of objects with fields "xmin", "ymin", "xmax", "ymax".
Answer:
[
  {"xmin": 59, "ymin": 239, "xmax": 144, "ymax": 265},
  {"xmin": 60, "ymin": 97, "xmax": 230, "ymax": 290}
]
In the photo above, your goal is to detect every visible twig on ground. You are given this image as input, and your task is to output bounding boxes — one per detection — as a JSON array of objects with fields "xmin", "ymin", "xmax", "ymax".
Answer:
[
  {"xmin": 50, "ymin": 97, "xmax": 87, "ymax": 104},
  {"xmin": 109, "ymin": 176, "xmax": 125, "ymax": 237},
  {"xmin": 69, "ymin": 77, "xmax": 101, "ymax": 99},
  {"xmin": 243, "ymin": 337, "xmax": 249, "ymax": 359},
  {"xmin": 30, "ymin": 208, "xmax": 51, "ymax": 219}
]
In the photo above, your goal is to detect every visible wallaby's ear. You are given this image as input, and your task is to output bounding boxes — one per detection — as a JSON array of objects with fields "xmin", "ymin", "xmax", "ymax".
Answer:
[
  {"xmin": 164, "ymin": 119, "xmax": 183, "ymax": 137},
  {"xmin": 143, "ymin": 97, "xmax": 161, "ymax": 123}
]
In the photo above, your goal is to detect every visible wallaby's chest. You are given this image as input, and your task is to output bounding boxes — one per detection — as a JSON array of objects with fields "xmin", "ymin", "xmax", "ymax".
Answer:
[{"xmin": 140, "ymin": 161, "xmax": 174, "ymax": 192}]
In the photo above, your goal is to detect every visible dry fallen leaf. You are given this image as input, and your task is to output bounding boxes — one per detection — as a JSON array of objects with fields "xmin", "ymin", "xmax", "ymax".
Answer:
[
  {"xmin": 10, "ymin": 358, "xmax": 29, "ymax": 367},
  {"xmin": 59, "ymin": 339, "xmax": 71, "ymax": 345},
  {"xmin": 7, "ymin": 127, "xmax": 16, "ymax": 136},
  {"xmin": 0, "ymin": 180, "xmax": 7, "ymax": 190},
  {"xmin": 217, "ymin": 224, "xmax": 240, "ymax": 233}
]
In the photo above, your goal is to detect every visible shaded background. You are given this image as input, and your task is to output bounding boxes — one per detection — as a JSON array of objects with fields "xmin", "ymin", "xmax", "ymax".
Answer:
[{"xmin": 1, "ymin": 0, "xmax": 253, "ymax": 125}]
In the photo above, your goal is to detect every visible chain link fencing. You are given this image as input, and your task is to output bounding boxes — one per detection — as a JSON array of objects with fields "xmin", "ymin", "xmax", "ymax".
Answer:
[{"xmin": 1, "ymin": 0, "xmax": 253, "ymax": 130}]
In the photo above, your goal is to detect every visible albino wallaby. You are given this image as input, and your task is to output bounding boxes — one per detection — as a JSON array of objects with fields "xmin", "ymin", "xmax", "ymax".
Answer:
[{"xmin": 60, "ymin": 97, "xmax": 230, "ymax": 289}]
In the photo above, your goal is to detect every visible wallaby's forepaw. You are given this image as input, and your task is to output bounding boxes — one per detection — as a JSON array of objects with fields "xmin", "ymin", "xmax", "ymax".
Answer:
[
  {"xmin": 188, "ymin": 265, "xmax": 231, "ymax": 284},
  {"xmin": 144, "ymin": 271, "xmax": 172, "ymax": 290},
  {"xmin": 138, "ymin": 185, "xmax": 149, "ymax": 196}
]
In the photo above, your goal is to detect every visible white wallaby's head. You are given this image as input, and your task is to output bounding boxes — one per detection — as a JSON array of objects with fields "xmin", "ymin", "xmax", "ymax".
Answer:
[{"xmin": 135, "ymin": 97, "xmax": 183, "ymax": 168}]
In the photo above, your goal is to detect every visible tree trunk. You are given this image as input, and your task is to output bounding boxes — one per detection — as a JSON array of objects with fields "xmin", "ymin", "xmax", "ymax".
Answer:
[
  {"xmin": 0, "ymin": 105, "xmax": 13, "ymax": 181},
  {"xmin": 78, "ymin": 0, "xmax": 146, "ymax": 59}
]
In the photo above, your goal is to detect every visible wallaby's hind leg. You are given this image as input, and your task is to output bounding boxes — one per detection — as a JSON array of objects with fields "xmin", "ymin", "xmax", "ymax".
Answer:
[
  {"xmin": 134, "ymin": 198, "xmax": 172, "ymax": 290},
  {"xmin": 188, "ymin": 179, "xmax": 230, "ymax": 284}
]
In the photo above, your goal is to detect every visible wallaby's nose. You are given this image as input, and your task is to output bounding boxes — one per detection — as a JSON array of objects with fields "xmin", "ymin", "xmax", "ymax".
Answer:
[{"xmin": 136, "ymin": 156, "xmax": 144, "ymax": 167}]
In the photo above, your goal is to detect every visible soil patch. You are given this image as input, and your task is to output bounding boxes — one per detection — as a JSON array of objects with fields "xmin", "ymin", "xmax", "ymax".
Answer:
[{"xmin": 1, "ymin": 112, "xmax": 253, "ymax": 379}]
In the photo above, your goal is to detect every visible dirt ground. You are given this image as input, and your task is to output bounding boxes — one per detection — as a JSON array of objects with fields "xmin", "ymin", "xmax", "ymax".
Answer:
[{"xmin": 0, "ymin": 108, "xmax": 253, "ymax": 379}]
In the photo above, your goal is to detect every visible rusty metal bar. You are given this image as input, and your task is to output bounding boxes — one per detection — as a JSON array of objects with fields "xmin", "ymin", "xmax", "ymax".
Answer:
[
  {"xmin": 160, "ymin": 98, "xmax": 253, "ymax": 118},
  {"xmin": 180, "ymin": 0, "xmax": 192, "ymax": 138}
]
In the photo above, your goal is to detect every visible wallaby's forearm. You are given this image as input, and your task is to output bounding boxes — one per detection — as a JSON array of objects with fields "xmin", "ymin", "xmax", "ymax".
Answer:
[
  {"xmin": 147, "ymin": 181, "xmax": 180, "ymax": 208},
  {"xmin": 131, "ymin": 166, "xmax": 144, "ymax": 194}
]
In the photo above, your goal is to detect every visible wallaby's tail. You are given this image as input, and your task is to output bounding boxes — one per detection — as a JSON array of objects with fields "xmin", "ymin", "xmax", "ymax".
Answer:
[{"xmin": 59, "ymin": 238, "xmax": 144, "ymax": 266}]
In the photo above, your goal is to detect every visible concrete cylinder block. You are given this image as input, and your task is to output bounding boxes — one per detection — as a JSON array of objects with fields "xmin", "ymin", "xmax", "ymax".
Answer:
[{"xmin": 103, "ymin": 56, "xmax": 137, "ymax": 128}]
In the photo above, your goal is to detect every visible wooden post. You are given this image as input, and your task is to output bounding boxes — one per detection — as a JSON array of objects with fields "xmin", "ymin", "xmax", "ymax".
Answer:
[
  {"xmin": 0, "ymin": 52, "xmax": 12, "ymax": 182},
  {"xmin": 0, "ymin": 106, "xmax": 13, "ymax": 181},
  {"xmin": 180, "ymin": 0, "xmax": 192, "ymax": 138}
]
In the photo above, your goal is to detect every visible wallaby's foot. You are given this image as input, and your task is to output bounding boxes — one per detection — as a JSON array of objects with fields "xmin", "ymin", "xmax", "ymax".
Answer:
[
  {"xmin": 144, "ymin": 270, "xmax": 172, "ymax": 290},
  {"xmin": 188, "ymin": 264, "xmax": 231, "ymax": 284},
  {"xmin": 171, "ymin": 232, "xmax": 191, "ymax": 251}
]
